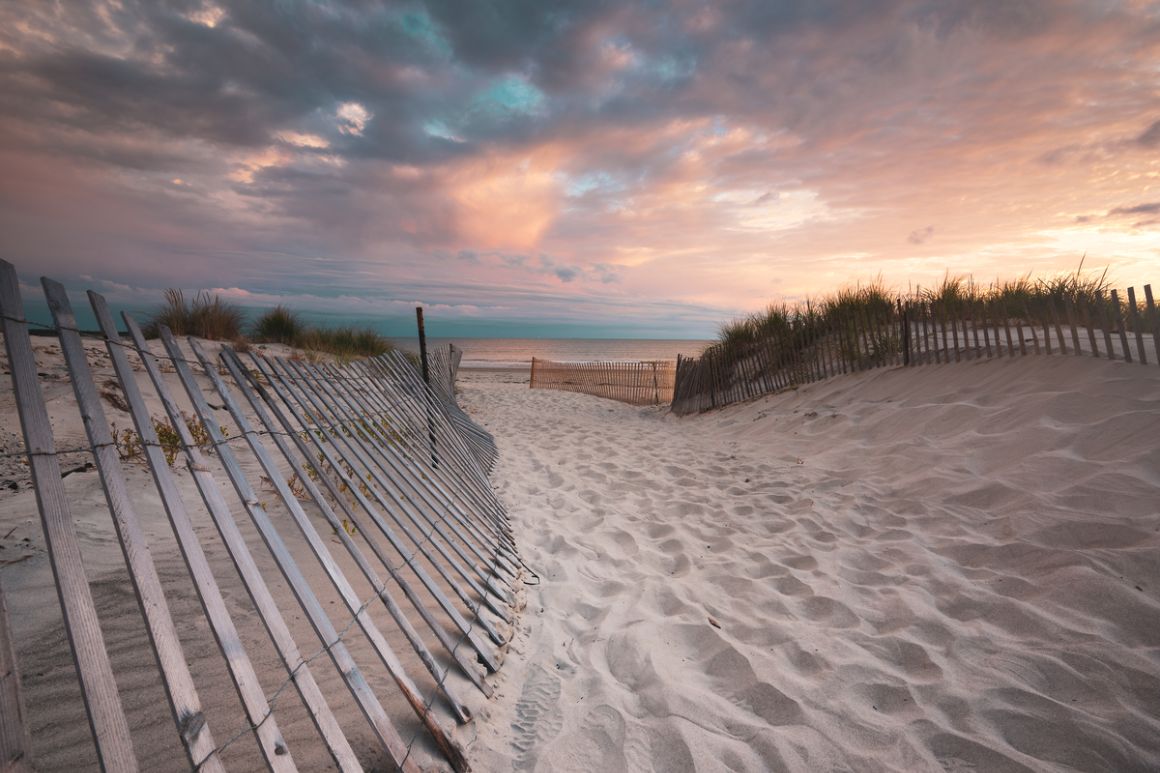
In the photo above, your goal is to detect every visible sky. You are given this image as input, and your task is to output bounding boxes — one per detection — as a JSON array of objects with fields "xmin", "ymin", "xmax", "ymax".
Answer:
[{"xmin": 1, "ymin": 1, "xmax": 1158, "ymax": 338}]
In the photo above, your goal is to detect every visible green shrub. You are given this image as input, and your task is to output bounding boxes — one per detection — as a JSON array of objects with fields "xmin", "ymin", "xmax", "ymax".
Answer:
[
  {"xmin": 250, "ymin": 306, "xmax": 391, "ymax": 361},
  {"xmin": 253, "ymin": 305, "xmax": 303, "ymax": 345}
]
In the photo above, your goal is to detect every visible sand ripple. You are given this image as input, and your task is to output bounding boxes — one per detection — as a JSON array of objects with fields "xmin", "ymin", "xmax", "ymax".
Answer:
[{"xmin": 459, "ymin": 358, "xmax": 1160, "ymax": 772}]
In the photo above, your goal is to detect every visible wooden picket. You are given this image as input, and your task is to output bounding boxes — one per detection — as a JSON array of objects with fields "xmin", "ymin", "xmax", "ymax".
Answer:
[
  {"xmin": 529, "ymin": 358, "xmax": 676, "ymax": 406},
  {"xmin": 0, "ymin": 261, "xmax": 519, "ymax": 771},
  {"xmin": 672, "ymin": 285, "xmax": 1160, "ymax": 415}
]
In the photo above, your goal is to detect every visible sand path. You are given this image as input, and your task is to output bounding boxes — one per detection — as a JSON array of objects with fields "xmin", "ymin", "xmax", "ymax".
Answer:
[{"xmin": 457, "ymin": 358, "xmax": 1160, "ymax": 772}]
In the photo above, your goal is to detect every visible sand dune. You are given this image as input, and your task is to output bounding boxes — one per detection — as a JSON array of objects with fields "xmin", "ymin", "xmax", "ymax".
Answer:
[{"xmin": 458, "ymin": 357, "xmax": 1160, "ymax": 772}]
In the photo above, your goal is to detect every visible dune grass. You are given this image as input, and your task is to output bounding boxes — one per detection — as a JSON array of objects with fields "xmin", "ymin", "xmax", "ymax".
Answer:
[
  {"xmin": 144, "ymin": 289, "xmax": 245, "ymax": 341},
  {"xmin": 146, "ymin": 290, "xmax": 392, "ymax": 361},
  {"xmin": 251, "ymin": 306, "xmax": 392, "ymax": 360},
  {"xmin": 706, "ymin": 263, "xmax": 1150, "ymax": 369},
  {"xmin": 252, "ymin": 304, "xmax": 302, "ymax": 345}
]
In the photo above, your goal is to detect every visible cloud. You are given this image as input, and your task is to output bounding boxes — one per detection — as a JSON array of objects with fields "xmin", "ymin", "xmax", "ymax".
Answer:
[
  {"xmin": 1, "ymin": 0, "xmax": 1158, "ymax": 334},
  {"xmin": 1108, "ymin": 202, "xmax": 1160, "ymax": 217},
  {"xmin": 908, "ymin": 226, "xmax": 935, "ymax": 244},
  {"xmin": 1137, "ymin": 120, "xmax": 1160, "ymax": 148}
]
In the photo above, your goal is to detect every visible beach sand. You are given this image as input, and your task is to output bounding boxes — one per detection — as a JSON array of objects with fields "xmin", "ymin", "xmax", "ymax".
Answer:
[
  {"xmin": 3, "ymin": 340, "xmax": 1160, "ymax": 772},
  {"xmin": 458, "ymin": 356, "xmax": 1160, "ymax": 772}
]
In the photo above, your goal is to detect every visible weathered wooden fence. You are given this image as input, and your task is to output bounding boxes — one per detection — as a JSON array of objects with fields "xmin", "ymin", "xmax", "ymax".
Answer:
[
  {"xmin": 672, "ymin": 285, "xmax": 1160, "ymax": 415},
  {"xmin": 427, "ymin": 344, "xmax": 498, "ymax": 472},
  {"xmin": 529, "ymin": 358, "xmax": 676, "ymax": 406},
  {"xmin": 0, "ymin": 259, "xmax": 521, "ymax": 771}
]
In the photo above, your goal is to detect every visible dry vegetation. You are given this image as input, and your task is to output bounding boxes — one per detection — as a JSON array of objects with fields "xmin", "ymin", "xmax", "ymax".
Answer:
[
  {"xmin": 709, "ymin": 264, "xmax": 1153, "ymax": 369},
  {"xmin": 144, "ymin": 292, "xmax": 393, "ymax": 360}
]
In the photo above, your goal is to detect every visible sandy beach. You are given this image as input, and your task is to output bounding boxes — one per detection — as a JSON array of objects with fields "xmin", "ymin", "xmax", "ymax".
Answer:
[
  {"xmin": 459, "ymin": 356, "xmax": 1160, "ymax": 772},
  {"xmin": 3, "ymin": 340, "xmax": 1160, "ymax": 771}
]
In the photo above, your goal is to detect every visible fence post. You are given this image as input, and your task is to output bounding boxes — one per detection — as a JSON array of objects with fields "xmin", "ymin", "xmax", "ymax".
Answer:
[
  {"xmin": 1127, "ymin": 287, "xmax": 1147, "ymax": 365},
  {"xmin": 1111, "ymin": 290, "xmax": 1132, "ymax": 363},
  {"xmin": 899, "ymin": 299, "xmax": 910, "ymax": 366},
  {"xmin": 415, "ymin": 307, "xmax": 430, "ymax": 385},
  {"xmin": 1145, "ymin": 285, "xmax": 1160, "ymax": 365},
  {"xmin": 415, "ymin": 306, "xmax": 438, "ymax": 466}
]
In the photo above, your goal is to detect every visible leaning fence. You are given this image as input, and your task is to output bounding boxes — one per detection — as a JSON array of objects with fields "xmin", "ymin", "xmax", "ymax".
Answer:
[
  {"xmin": 0, "ymin": 259, "xmax": 521, "ymax": 772},
  {"xmin": 671, "ymin": 284, "xmax": 1160, "ymax": 415},
  {"xmin": 428, "ymin": 344, "xmax": 498, "ymax": 472},
  {"xmin": 529, "ymin": 358, "xmax": 676, "ymax": 406}
]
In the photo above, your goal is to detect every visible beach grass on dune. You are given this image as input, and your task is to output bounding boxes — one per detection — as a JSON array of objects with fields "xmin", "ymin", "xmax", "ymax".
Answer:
[
  {"xmin": 143, "ymin": 288, "xmax": 246, "ymax": 341},
  {"xmin": 252, "ymin": 304, "xmax": 303, "ymax": 345},
  {"xmin": 251, "ymin": 305, "xmax": 392, "ymax": 359},
  {"xmin": 145, "ymin": 291, "xmax": 393, "ymax": 360},
  {"xmin": 708, "ymin": 264, "xmax": 1153, "ymax": 368}
]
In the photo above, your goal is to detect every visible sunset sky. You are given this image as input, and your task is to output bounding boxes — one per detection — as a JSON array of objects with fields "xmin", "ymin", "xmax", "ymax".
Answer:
[{"xmin": 1, "ymin": 1, "xmax": 1158, "ymax": 337}]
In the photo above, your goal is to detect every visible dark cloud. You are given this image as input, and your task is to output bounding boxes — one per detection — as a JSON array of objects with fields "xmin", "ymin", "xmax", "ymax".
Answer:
[
  {"xmin": 1137, "ymin": 120, "xmax": 1160, "ymax": 148},
  {"xmin": 1108, "ymin": 202, "xmax": 1160, "ymax": 217},
  {"xmin": 1, "ymin": 0, "xmax": 1157, "ymax": 330},
  {"xmin": 907, "ymin": 225, "xmax": 935, "ymax": 244}
]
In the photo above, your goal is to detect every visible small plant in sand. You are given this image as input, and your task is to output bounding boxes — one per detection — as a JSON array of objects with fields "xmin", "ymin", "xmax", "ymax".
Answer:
[
  {"xmin": 112, "ymin": 425, "xmax": 142, "ymax": 461},
  {"xmin": 152, "ymin": 418, "xmax": 183, "ymax": 466}
]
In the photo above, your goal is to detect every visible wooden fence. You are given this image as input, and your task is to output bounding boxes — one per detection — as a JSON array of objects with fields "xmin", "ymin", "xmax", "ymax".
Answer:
[
  {"xmin": 427, "ymin": 343, "xmax": 498, "ymax": 472},
  {"xmin": 672, "ymin": 284, "xmax": 1160, "ymax": 415},
  {"xmin": 529, "ymin": 358, "xmax": 676, "ymax": 406},
  {"xmin": 0, "ymin": 259, "xmax": 521, "ymax": 772}
]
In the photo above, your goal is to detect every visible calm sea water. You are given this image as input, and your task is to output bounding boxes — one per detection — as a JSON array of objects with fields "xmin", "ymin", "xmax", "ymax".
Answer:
[{"xmin": 393, "ymin": 338, "xmax": 712, "ymax": 369}]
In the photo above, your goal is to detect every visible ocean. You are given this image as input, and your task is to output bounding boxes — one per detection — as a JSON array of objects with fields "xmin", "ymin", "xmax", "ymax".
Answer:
[
  {"xmin": 393, "ymin": 337, "xmax": 712, "ymax": 369},
  {"xmin": 14, "ymin": 296, "xmax": 711, "ymax": 370}
]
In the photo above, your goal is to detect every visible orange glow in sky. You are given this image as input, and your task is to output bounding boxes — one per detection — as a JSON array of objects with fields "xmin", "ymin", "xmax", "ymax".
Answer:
[{"xmin": 0, "ymin": 1, "xmax": 1157, "ymax": 336}]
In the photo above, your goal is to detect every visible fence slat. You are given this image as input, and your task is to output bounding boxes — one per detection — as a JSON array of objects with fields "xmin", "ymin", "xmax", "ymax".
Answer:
[
  {"xmin": 1146, "ymin": 285, "xmax": 1160, "ymax": 366},
  {"xmin": 1112, "ymin": 290, "xmax": 1132, "ymax": 363},
  {"xmin": 527, "ymin": 360, "xmax": 676, "ymax": 405},
  {"xmin": 251, "ymin": 354, "xmax": 504, "ymax": 667},
  {"xmin": 0, "ymin": 580, "xmax": 31, "ymax": 773},
  {"xmin": 1127, "ymin": 287, "xmax": 1147, "ymax": 365},
  {"xmin": 119, "ymin": 314, "xmax": 364, "ymax": 772},
  {"xmin": 188, "ymin": 343, "xmax": 472, "ymax": 767},
  {"xmin": 1051, "ymin": 298, "xmax": 1068, "ymax": 355},
  {"xmin": 1065, "ymin": 297, "xmax": 1083, "ymax": 356},
  {"xmin": 671, "ymin": 282, "xmax": 1160, "ymax": 415},
  {"xmin": 42, "ymin": 280, "xmax": 226, "ymax": 772},
  {"xmin": 0, "ymin": 260, "xmax": 139, "ymax": 772},
  {"xmin": 88, "ymin": 293, "xmax": 305, "ymax": 772}
]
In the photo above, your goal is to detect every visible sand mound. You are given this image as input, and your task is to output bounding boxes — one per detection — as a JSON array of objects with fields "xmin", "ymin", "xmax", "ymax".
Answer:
[{"xmin": 459, "ymin": 357, "xmax": 1160, "ymax": 772}]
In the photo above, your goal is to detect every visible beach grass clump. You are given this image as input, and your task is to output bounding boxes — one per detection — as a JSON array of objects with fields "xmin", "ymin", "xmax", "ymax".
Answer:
[
  {"xmin": 250, "ymin": 306, "xmax": 392, "ymax": 360},
  {"xmin": 294, "ymin": 326, "xmax": 393, "ymax": 361},
  {"xmin": 702, "ymin": 261, "xmax": 1136, "ymax": 377},
  {"xmin": 144, "ymin": 289, "xmax": 245, "ymax": 341},
  {"xmin": 252, "ymin": 305, "xmax": 303, "ymax": 345}
]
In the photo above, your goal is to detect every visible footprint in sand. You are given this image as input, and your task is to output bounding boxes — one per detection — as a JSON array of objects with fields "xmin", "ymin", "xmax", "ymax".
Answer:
[{"xmin": 510, "ymin": 664, "xmax": 564, "ymax": 769}]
